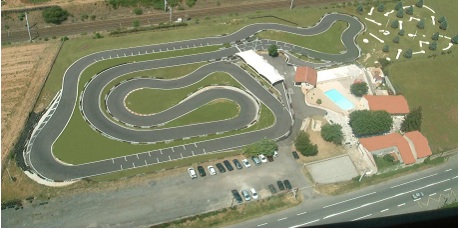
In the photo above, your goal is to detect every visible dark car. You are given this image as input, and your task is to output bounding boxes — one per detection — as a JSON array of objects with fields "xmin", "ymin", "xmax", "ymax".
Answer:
[
  {"xmin": 197, "ymin": 166, "xmax": 206, "ymax": 177},
  {"xmin": 251, "ymin": 156, "xmax": 261, "ymax": 165},
  {"xmin": 233, "ymin": 159, "xmax": 243, "ymax": 170},
  {"xmin": 283, "ymin": 180, "xmax": 292, "ymax": 190},
  {"xmin": 216, "ymin": 163, "xmax": 226, "ymax": 173},
  {"xmin": 292, "ymin": 151, "xmax": 299, "ymax": 160},
  {"xmin": 223, "ymin": 160, "xmax": 234, "ymax": 171},
  {"xmin": 268, "ymin": 184, "xmax": 277, "ymax": 194},
  {"xmin": 277, "ymin": 181, "xmax": 285, "ymax": 191},
  {"xmin": 267, "ymin": 155, "xmax": 274, "ymax": 162},
  {"xmin": 231, "ymin": 189, "xmax": 243, "ymax": 204}
]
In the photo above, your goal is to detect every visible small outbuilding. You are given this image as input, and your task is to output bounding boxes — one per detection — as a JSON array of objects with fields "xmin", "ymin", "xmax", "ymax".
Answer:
[{"xmin": 294, "ymin": 66, "xmax": 317, "ymax": 89}]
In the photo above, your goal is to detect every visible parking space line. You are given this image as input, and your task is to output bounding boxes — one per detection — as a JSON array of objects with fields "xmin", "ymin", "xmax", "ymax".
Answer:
[
  {"xmin": 180, "ymin": 153, "xmax": 183, "ymax": 158},
  {"xmin": 413, "ymin": 198, "xmax": 421, "ymax": 201},
  {"xmin": 194, "ymin": 143, "xmax": 197, "ymax": 147},
  {"xmin": 429, "ymin": 193, "xmax": 436, "ymax": 196},
  {"xmin": 192, "ymin": 151, "xmax": 195, "ymax": 156},
  {"xmin": 397, "ymin": 203, "xmax": 405, "ymax": 207},
  {"xmin": 296, "ymin": 211, "xmax": 307, "ymax": 216},
  {"xmin": 277, "ymin": 217, "xmax": 287, "ymax": 221}
]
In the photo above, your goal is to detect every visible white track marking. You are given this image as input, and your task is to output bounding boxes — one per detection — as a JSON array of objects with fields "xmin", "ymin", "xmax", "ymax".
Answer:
[
  {"xmin": 396, "ymin": 49, "xmax": 402, "ymax": 59},
  {"xmin": 431, "ymin": 16, "xmax": 436, "ymax": 25},
  {"xmin": 391, "ymin": 173, "xmax": 438, "ymax": 188},
  {"xmin": 323, "ymin": 192, "xmax": 376, "ymax": 208},
  {"xmin": 369, "ymin": 33, "xmax": 384, "ymax": 43},
  {"xmin": 289, "ymin": 219, "xmax": 320, "ymax": 228},
  {"xmin": 351, "ymin": 214, "xmax": 372, "ymax": 221}
]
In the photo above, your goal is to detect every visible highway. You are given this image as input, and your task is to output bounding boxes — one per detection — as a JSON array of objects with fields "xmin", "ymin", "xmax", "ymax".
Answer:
[
  {"xmin": 229, "ymin": 157, "xmax": 458, "ymax": 227},
  {"xmin": 25, "ymin": 13, "xmax": 364, "ymax": 181}
]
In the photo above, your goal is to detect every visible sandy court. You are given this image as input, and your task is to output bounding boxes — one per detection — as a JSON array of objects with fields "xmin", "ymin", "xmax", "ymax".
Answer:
[
  {"xmin": 1, "ymin": 42, "xmax": 61, "ymax": 164},
  {"xmin": 306, "ymin": 155, "xmax": 359, "ymax": 184}
]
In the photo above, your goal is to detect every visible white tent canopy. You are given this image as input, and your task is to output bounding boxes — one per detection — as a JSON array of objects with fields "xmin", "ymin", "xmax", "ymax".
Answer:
[{"xmin": 236, "ymin": 50, "xmax": 284, "ymax": 85}]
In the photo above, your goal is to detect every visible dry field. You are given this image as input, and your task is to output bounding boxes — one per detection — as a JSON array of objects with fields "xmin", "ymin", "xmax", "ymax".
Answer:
[{"xmin": 1, "ymin": 41, "xmax": 61, "ymax": 165}]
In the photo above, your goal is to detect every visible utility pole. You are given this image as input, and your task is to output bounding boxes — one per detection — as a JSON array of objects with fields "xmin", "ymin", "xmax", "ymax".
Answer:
[
  {"xmin": 164, "ymin": 0, "xmax": 167, "ymax": 12},
  {"xmin": 290, "ymin": 0, "xmax": 294, "ymax": 9},
  {"xmin": 25, "ymin": 12, "xmax": 32, "ymax": 42}
]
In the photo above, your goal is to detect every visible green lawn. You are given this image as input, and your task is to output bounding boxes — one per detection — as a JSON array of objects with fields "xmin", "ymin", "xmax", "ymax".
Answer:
[
  {"xmin": 257, "ymin": 21, "xmax": 348, "ymax": 54},
  {"xmin": 125, "ymin": 72, "xmax": 242, "ymax": 114}
]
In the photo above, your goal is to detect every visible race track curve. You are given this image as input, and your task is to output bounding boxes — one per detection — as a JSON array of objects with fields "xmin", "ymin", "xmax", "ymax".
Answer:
[{"xmin": 25, "ymin": 13, "xmax": 364, "ymax": 181}]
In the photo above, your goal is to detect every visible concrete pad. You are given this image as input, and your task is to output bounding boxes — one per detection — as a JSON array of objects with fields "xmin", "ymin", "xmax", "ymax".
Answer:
[{"xmin": 306, "ymin": 155, "xmax": 359, "ymax": 184}]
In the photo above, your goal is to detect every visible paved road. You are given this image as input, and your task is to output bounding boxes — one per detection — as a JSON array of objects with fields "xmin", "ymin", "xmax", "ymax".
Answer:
[
  {"xmin": 229, "ymin": 156, "xmax": 458, "ymax": 227},
  {"xmin": 25, "ymin": 13, "xmax": 364, "ymax": 181}
]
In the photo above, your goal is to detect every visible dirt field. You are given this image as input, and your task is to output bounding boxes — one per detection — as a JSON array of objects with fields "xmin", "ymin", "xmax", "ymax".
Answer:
[{"xmin": 1, "ymin": 41, "xmax": 61, "ymax": 165}]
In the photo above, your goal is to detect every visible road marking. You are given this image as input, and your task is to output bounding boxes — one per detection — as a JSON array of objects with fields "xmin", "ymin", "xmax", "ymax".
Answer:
[
  {"xmin": 171, "ymin": 147, "xmax": 175, "ymax": 152},
  {"xmin": 323, "ymin": 178, "xmax": 450, "ymax": 219},
  {"xmin": 351, "ymin": 214, "xmax": 372, "ymax": 221},
  {"xmin": 323, "ymin": 192, "xmax": 376, "ymax": 208},
  {"xmin": 124, "ymin": 156, "xmax": 127, "ymax": 161},
  {"xmin": 391, "ymin": 173, "xmax": 438, "ymax": 188},
  {"xmin": 194, "ymin": 143, "xmax": 197, "ymax": 147},
  {"xmin": 296, "ymin": 211, "xmax": 307, "ymax": 216},
  {"xmin": 168, "ymin": 155, "xmax": 172, "ymax": 161},
  {"xmin": 429, "ymin": 193, "xmax": 436, "ymax": 196},
  {"xmin": 289, "ymin": 219, "xmax": 319, "ymax": 228},
  {"xmin": 444, "ymin": 188, "xmax": 451, "ymax": 192},
  {"xmin": 397, "ymin": 203, "xmax": 405, "ymax": 207},
  {"xmin": 203, "ymin": 149, "xmax": 206, "ymax": 154},
  {"xmin": 132, "ymin": 163, "xmax": 135, "ymax": 168},
  {"xmin": 180, "ymin": 153, "xmax": 183, "ymax": 158},
  {"xmin": 120, "ymin": 165, "xmax": 123, "ymax": 170},
  {"xmin": 192, "ymin": 151, "xmax": 195, "ymax": 156},
  {"xmin": 144, "ymin": 160, "xmax": 147, "ymax": 165},
  {"xmin": 136, "ymin": 154, "xmax": 139, "ymax": 159},
  {"xmin": 160, "ymin": 149, "xmax": 163, "ymax": 154},
  {"xmin": 112, "ymin": 158, "xmax": 115, "ymax": 163},
  {"xmin": 183, "ymin": 145, "xmax": 186, "ymax": 150},
  {"xmin": 277, "ymin": 217, "xmax": 287, "ymax": 221},
  {"xmin": 380, "ymin": 209, "xmax": 389, "ymax": 213},
  {"xmin": 453, "ymin": 176, "xmax": 458, "ymax": 179},
  {"xmin": 257, "ymin": 223, "xmax": 267, "ymax": 227},
  {"xmin": 413, "ymin": 198, "xmax": 421, "ymax": 201},
  {"xmin": 156, "ymin": 158, "xmax": 160, "ymax": 163},
  {"xmin": 445, "ymin": 169, "xmax": 452, "ymax": 172},
  {"xmin": 148, "ymin": 152, "xmax": 151, "ymax": 156}
]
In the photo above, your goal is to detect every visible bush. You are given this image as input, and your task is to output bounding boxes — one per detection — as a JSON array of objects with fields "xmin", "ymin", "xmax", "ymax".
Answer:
[
  {"xmin": 438, "ymin": 16, "xmax": 446, "ymax": 23},
  {"xmin": 429, "ymin": 41, "xmax": 437, "ymax": 51},
  {"xmin": 350, "ymin": 82, "xmax": 368, "ymax": 97},
  {"xmin": 268, "ymin": 44, "xmax": 279, "ymax": 57},
  {"xmin": 294, "ymin": 132, "xmax": 318, "ymax": 156},
  {"xmin": 42, "ymin": 6, "xmax": 69, "ymax": 24},
  {"xmin": 401, "ymin": 106, "xmax": 422, "ymax": 132},
  {"xmin": 93, "ymin": 32, "xmax": 103, "ymax": 39},
  {"xmin": 431, "ymin": 32, "xmax": 439, "ymax": 41},
  {"xmin": 440, "ymin": 20, "xmax": 448, "ymax": 30},
  {"xmin": 382, "ymin": 44, "xmax": 389, "ymax": 52},
  {"xmin": 393, "ymin": 35, "xmax": 400, "ymax": 44},
  {"xmin": 377, "ymin": 3, "xmax": 384, "ymax": 12},
  {"xmin": 349, "ymin": 110, "xmax": 392, "ymax": 137},
  {"xmin": 316, "ymin": 99, "xmax": 322, "ymax": 104},
  {"xmin": 396, "ymin": 8, "xmax": 403, "ymax": 18},
  {"xmin": 186, "ymin": 0, "xmax": 197, "ymax": 7},
  {"xmin": 394, "ymin": 1, "xmax": 402, "ymax": 10},
  {"xmin": 60, "ymin": 36, "xmax": 69, "ymax": 41},
  {"xmin": 391, "ymin": 20, "xmax": 399, "ymax": 29},
  {"xmin": 80, "ymin": 13, "xmax": 89, "ymax": 21},
  {"xmin": 132, "ymin": 20, "xmax": 140, "ymax": 27},
  {"xmin": 244, "ymin": 138, "xmax": 278, "ymax": 157},
  {"xmin": 417, "ymin": 19, "xmax": 425, "ymax": 29},
  {"xmin": 405, "ymin": 5, "xmax": 413, "ymax": 15},
  {"xmin": 452, "ymin": 35, "xmax": 458, "ymax": 44},
  {"xmin": 383, "ymin": 154, "xmax": 395, "ymax": 163},
  {"xmin": 133, "ymin": 8, "xmax": 143, "ymax": 15},
  {"xmin": 356, "ymin": 4, "xmax": 363, "ymax": 14},
  {"xmin": 404, "ymin": 49, "xmax": 413, "ymax": 58},
  {"xmin": 415, "ymin": 0, "xmax": 423, "ymax": 8},
  {"xmin": 398, "ymin": 29, "xmax": 405, "ymax": 36},
  {"xmin": 321, "ymin": 123, "xmax": 344, "ymax": 145},
  {"xmin": 90, "ymin": 15, "xmax": 96, "ymax": 21}
]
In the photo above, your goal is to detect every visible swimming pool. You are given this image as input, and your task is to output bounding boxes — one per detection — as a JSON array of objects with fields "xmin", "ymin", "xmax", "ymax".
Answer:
[{"xmin": 324, "ymin": 89, "xmax": 354, "ymax": 110}]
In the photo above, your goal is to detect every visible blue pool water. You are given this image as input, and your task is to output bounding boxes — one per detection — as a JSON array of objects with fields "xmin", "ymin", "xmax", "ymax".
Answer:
[{"xmin": 324, "ymin": 89, "xmax": 354, "ymax": 110}]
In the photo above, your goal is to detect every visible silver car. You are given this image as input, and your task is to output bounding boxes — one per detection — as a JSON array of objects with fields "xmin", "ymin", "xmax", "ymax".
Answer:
[
  {"xmin": 241, "ymin": 190, "xmax": 251, "ymax": 201},
  {"xmin": 207, "ymin": 165, "xmax": 217, "ymax": 175}
]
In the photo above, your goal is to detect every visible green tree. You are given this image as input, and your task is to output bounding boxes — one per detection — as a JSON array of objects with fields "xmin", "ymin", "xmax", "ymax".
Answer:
[
  {"xmin": 316, "ymin": 99, "xmax": 322, "ymax": 104},
  {"xmin": 244, "ymin": 138, "xmax": 278, "ymax": 157},
  {"xmin": 404, "ymin": 49, "xmax": 413, "ymax": 58},
  {"xmin": 350, "ymin": 82, "xmax": 368, "ymax": 97},
  {"xmin": 268, "ymin": 44, "xmax": 279, "ymax": 57},
  {"xmin": 440, "ymin": 20, "xmax": 448, "ymax": 30},
  {"xmin": 396, "ymin": 8, "xmax": 404, "ymax": 18},
  {"xmin": 133, "ymin": 8, "xmax": 143, "ymax": 15},
  {"xmin": 393, "ymin": 35, "xmax": 400, "ymax": 44},
  {"xmin": 382, "ymin": 44, "xmax": 389, "ymax": 52},
  {"xmin": 132, "ymin": 20, "xmax": 140, "ymax": 28},
  {"xmin": 429, "ymin": 41, "xmax": 437, "ymax": 51},
  {"xmin": 401, "ymin": 107, "xmax": 423, "ymax": 132},
  {"xmin": 452, "ymin": 35, "xmax": 458, "ymax": 44},
  {"xmin": 377, "ymin": 3, "xmax": 384, "ymax": 12},
  {"xmin": 383, "ymin": 154, "xmax": 395, "ymax": 163},
  {"xmin": 415, "ymin": 0, "xmax": 423, "ymax": 8},
  {"xmin": 438, "ymin": 16, "xmax": 446, "ymax": 23},
  {"xmin": 42, "ymin": 6, "xmax": 70, "ymax": 25},
  {"xmin": 391, "ymin": 19, "xmax": 399, "ymax": 29},
  {"xmin": 356, "ymin": 4, "xmax": 363, "ymax": 14},
  {"xmin": 431, "ymin": 32, "xmax": 439, "ymax": 41},
  {"xmin": 417, "ymin": 19, "xmax": 425, "ymax": 29},
  {"xmin": 295, "ymin": 132, "xmax": 318, "ymax": 156},
  {"xmin": 394, "ymin": 1, "xmax": 402, "ymax": 10},
  {"xmin": 321, "ymin": 124, "xmax": 344, "ymax": 145},
  {"xmin": 349, "ymin": 110, "xmax": 393, "ymax": 137},
  {"xmin": 186, "ymin": 0, "xmax": 197, "ymax": 7},
  {"xmin": 398, "ymin": 29, "xmax": 405, "ymax": 36},
  {"xmin": 405, "ymin": 5, "xmax": 413, "ymax": 15}
]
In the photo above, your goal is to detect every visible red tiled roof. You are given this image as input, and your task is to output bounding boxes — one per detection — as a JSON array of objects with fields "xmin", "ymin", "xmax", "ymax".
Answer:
[
  {"xmin": 359, "ymin": 133, "xmax": 416, "ymax": 165},
  {"xmin": 405, "ymin": 131, "xmax": 432, "ymax": 159},
  {"xmin": 294, "ymin": 66, "xmax": 317, "ymax": 86},
  {"xmin": 363, "ymin": 95, "xmax": 410, "ymax": 114}
]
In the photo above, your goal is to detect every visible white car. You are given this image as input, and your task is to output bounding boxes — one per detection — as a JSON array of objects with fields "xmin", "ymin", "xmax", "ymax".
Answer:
[
  {"xmin": 250, "ymin": 188, "xmax": 259, "ymax": 200},
  {"xmin": 187, "ymin": 167, "xmax": 197, "ymax": 179},
  {"xmin": 207, "ymin": 165, "xmax": 217, "ymax": 175},
  {"xmin": 258, "ymin": 154, "xmax": 268, "ymax": 163},
  {"xmin": 241, "ymin": 159, "xmax": 251, "ymax": 168},
  {"xmin": 273, "ymin": 151, "xmax": 279, "ymax": 157}
]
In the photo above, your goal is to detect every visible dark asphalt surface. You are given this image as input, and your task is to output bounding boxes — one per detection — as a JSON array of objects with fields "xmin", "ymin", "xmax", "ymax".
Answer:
[{"xmin": 27, "ymin": 13, "xmax": 364, "ymax": 181}]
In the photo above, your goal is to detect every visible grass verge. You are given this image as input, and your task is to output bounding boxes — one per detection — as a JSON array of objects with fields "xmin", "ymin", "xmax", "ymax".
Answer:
[{"xmin": 151, "ymin": 191, "xmax": 302, "ymax": 228}]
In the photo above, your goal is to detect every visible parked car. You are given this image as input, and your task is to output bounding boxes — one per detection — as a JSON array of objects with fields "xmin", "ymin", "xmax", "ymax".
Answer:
[
  {"xmin": 242, "ymin": 159, "xmax": 251, "ymax": 168},
  {"xmin": 231, "ymin": 189, "xmax": 243, "ymax": 204},
  {"xmin": 241, "ymin": 190, "xmax": 251, "ymax": 201},
  {"xmin": 251, "ymin": 156, "xmax": 261, "ymax": 165},
  {"xmin": 207, "ymin": 165, "xmax": 217, "ymax": 175},
  {"xmin": 197, "ymin": 166, "xmax": 206, "ymax": 177},
  {"xmin": 412, "ymin": 192, "xmax": 424, "ymax": 199},
  {"xmin": 283, "ymin": 180, "xmax": 292, "ymax": 190},
  {"xmin": 223, "ymin": 160, "xmax": 234, "ymax": 171},
  {"xmin": 268, "ymin": 184, "xmax": 277, "ymax": 194},
  {"xmin": 277, "ymin": 180, "xmax": 285, "ymax": 191},
  {"xmin": 216, "ymin": 163, "xmax": 226, "ymax": 173},
  {"xmin": 187, "ymin": 168, "xmax": 197, "ymax": 179},
  {"xmin": 233, "ymin": 159, "xmax": 243, "ymax": 170},
  {"xmin": 273, "ymin": 151, "xmax": 279, "ymax": 157},
  {"xmin": 292, "ymin": 151, "xmax": 299, "ymax": 160},
  {"xmin": 250, "ymin": 188, "xmax": 259, "ymax": 200},
  {"xmin": 258, "ymin": 154, "xmax": 268, "ymax": 163}
]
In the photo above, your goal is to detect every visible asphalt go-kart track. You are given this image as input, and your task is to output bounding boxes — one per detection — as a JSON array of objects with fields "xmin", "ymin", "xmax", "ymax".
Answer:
[{"xmin": 25, "ymin": 13, "xmax": 364, "ymax": 182}]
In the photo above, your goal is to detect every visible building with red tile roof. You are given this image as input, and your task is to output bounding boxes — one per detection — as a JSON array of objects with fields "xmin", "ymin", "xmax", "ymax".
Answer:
[
  {"xmin": 404, "ymin": 131, "xmax": 433, "ymax": 159},
  {"xmin": 361, "ymin": 95, "xmax": 410, "ymax": 115},
  {"xmin": 359, "ymin": 132, "xmax": 416, "ymax": 165},
  {"xmin": 294, "ymin": 66, "xmax": 317, "ymax": 88}
]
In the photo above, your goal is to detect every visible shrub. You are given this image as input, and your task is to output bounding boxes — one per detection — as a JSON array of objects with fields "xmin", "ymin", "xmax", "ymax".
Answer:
[
  {"xmin": 268, "ymin": 44, "xmax": 279, "ymax": 57},
  {"xmin": 42, "ymin": 6, "xmax": 69, "ymax": 24},
  {"xmin": 316, "ymin": 99, "xmax": 322, "ymax": 104},
  {"xmin": 90, "ymin": 15, "xmax": 96, "ymax": 21},
  {"xmin": 405, "ymin": 5, "xmax": 413, "ymax": 15},
  {"xmin": 349, "ymin": 110, "xmax": 392, "ymax": 137},
  {"xmin": 417, "ymin": 19, "xmax": 425, "ymax": 29},
  {"xmin": 452, "ymin": 35, "xmax": 458, "ymax": 44},
  {"xmin": 294, "ymin": 132, "xmax": 318, "ymax": 156},
  {"xmin": 383, "ymin": 154, "xmax": 395, "ymax": 163},
  {"xmin": 429, "ymin": 41, "xmax": 437, "ymax": 51},
  {"xmin": 350, "ymin": 82, "xmax": 368, "ymax": 97},
  {"xmin": 415, "ymin": 0, "xmax": 423, "ymax": 8},
  {"xmin": 396, "ymin": 8, "xmax": 403, "ymax": 18},
  {"xmin": 93, "ymin": 32, "xmax": 103, "ymax": 39},
  {"xmin": 80, "ymin": 13, "xmax": 89, "ymax": 21},
  {"xmin": 404, "ymin": 49, "xmax": 412, "ymax": 58},
  {"xmin": 391, "ymin": 20, "xmax": 399, "ymax": 29},
  {"xmin": 133, "ymin": 8, "xmax": 143, "ymax": 15},
  {"xmin": 382, "ymin": 44, "xmax": 389, "ymax": 52},
  {"xmin": 393, "ymin": 35, "xmax": 400, "ymax": 44},
  {"xmin": 321, "ymin": 124, "xmax": 344, "ymax": 145},
  {"xmin": 398, "ymin": 29, "xmax": 405, "ymax": 36},
  {"xmin": 377, "ymin": 3, "xmax": 384, "ymax": 12},
  {"xmin": 132, "ymin": 20, "xmax": 140, "ymax": 28},
  {"xmin": 440, "ymin": 20, "xmax": 448, "ymax": 30},
  {"xmin": 394, "ymin": 1, "xmax": 402, "ymax": 10},
  {"xmin": 431, "ymin": 32, "xmax": 439, "ymax": 41},
  {"xmin": 186, "ymin": 0, "xmax": 197, "ymax": 7}
]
